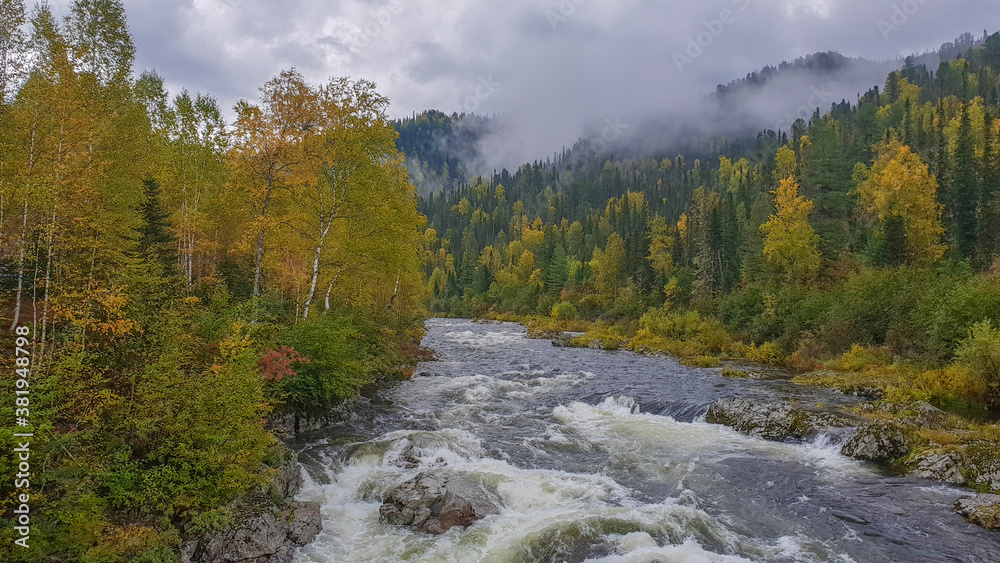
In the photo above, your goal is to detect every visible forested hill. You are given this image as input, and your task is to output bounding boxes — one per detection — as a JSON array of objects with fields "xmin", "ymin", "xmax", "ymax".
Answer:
[
  {"xmin": 393, "ymin": 111, "xmax": 493, "ymax": 196},
  {"xmin": 398, "ymin": 33, "xmax": 993, "ymax": 201},
  {"xmin": 417, "ymin": 29, "xmax": 1000, "ymax": 368}
]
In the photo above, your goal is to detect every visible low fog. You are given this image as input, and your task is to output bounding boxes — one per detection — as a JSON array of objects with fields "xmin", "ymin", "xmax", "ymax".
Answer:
[{"xmin": 58, "ymin": 0, "xmax": 1000, "ymax": 170}]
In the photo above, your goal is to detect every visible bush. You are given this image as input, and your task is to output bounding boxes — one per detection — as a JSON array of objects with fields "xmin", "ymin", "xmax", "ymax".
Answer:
[
  {"xmin": 681, "ymin": 355, "xmax": 721, "ymax": 368},
  {"xmin": 833, "ymin": 344, "xmax": 892, "ymax": 372},
  {"xmin": 821, "ymin": 267, "xmax": 931, "ymax": 352},
  {"xmin": 912, "ymin": 273, "xmax": 1000, "ymax": 359},
  {"xmin": 551, "ymin": 301, "xmax": 578, "ymax": 321},
  {"xmin": 956, "ymin": 320, "xmax": 1000, "ymax": 410},
  {"xmin": 628, "ymin": 308, "xmax": 731, "ymax": 357},
  {"xmin": 744, "ymin": 341, "xmax": 786, "ymax": 366},
  {"xmin": 573, "ymin": 325, "xmax": 625, "ymax": 350},
  {"xmin": 282, "ymin": 312, "xmax": 396, "ymax": 421}
]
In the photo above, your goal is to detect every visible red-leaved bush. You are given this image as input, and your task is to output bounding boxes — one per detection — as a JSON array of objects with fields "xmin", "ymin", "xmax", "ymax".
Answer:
[{"xmin": 258, "ymin": 345, "xmax": 310, "ymax": 382}]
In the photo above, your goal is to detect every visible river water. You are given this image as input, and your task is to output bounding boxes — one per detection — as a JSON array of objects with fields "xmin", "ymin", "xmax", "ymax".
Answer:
[{"xmin": 292, "ymin": 319, "xmax": 1000, "ymax": 562}]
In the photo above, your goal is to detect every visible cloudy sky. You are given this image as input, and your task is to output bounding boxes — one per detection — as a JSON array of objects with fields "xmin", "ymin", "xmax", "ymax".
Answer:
[{"xmin": 46, "ymin": 1, "xmax": 1000, "ymax": 166}]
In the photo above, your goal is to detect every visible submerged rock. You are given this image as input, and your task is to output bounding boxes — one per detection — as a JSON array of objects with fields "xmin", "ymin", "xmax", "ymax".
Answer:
[
  {"xmin": 907, "ymin": 450, "xmax": 966, "ymax": 485},
  {"xmin": 705, "ymin": 397, "xmax": 851, "ymax": 441},
  {"xmin": 956, "ymin": 495, "xmax": 1000, "ymax": 529},
  {"xmin": 379, "ymin": 470, "xmax": 501, "ymax": 534},
  {"xmin": 840, "ymin": 420, "xmax": 915, "ymax": 462}
]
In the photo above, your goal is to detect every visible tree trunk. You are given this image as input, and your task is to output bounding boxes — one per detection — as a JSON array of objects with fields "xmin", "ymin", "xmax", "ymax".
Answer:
[
  {"xmin": 302, "ymin": 220, "xmax": 333, "ymax": 319},
  {"xmin": 9, "ymin": 202, "xmax": 27, "ymax": 331},
  {"xmin": 253, "ymin": 188, "xmax": 274, "ymax": 298},
  {"xmin": 40, "ymin": 208, "xmax": 55, "ymax": 359},
  {"xmin": 324, "ymin": 264, "xmax": 343, "ymax": 315},
  {"xmin": 387, "ymin": 271, "xmax": 401, "ymax": 309}
]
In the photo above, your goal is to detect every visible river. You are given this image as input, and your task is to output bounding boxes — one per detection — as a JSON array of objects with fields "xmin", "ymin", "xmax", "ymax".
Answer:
[{"xmin": 291, "ymin": 318, "xmax": 1000, "ymax": 562}]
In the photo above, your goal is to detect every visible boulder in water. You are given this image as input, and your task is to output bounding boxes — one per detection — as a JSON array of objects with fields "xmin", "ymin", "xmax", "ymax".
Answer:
[
  {"xmin": 907, "ymin": 449, "xmax": 966, "ymax": 485},
  {"xmin": 379, "ymin": 470, "xmax": 501, "ymax": 534},
  {"xmin": 840, "ymin": 420, "xmax": 915, "ymax": 462},
  {"xmin": 551, "ymin": 333, "xmax": 575, "ymax": 347},
  {"xmin": 706, "ymin": 397, "xmax": 851, "ymax": 441},
  {"xmin": 956, "ymin": 495, "xmax": 1000, "ymax": 529}
]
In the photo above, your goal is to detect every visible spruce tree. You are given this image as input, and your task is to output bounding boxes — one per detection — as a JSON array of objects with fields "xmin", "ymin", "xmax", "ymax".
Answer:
[{"xmin": 953, "ymin": 98, "xmax": 980, "ymax": 259}]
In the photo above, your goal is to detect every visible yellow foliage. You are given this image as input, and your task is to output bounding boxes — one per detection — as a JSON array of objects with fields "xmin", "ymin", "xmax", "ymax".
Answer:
[
  {"xmin": 761, "ymin": 176, "xmax": 821, "ymax": 285},
  {"xmin": 855, "ymin": 139, "xmax": 946, "ymax": 264}
]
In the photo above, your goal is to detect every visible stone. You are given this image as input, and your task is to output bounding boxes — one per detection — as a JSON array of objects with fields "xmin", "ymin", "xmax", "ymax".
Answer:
[
  {"xmin": 840, "ymin": 420, "xmax": 914, "ymax": 462},
  {"xmin": 379, "ymin": 470, "xmax": 501, "ymax": 534},
  {"xmin": 962, "ymin": 441, "xmax": 1000, "ymax": 493},
  {"xmin": 907, "ymin": 450, "xmax": 966, "ymax": 485},
  {"xmin": 706, "ymin": 397, "xmax": 851, "ymax": 442},
  {"xmin": 285, "ymin": 501, "xmax": 323, "ymax": 545},
  {"xmin": 181, "ymin": 453, "xmax": 323, "ymax": 563},
  {"xmin": 551, "ymin": 333, "xmax": 574, "ymax": 347},
  {"xmin": 956, "ymin": 495, "xmax": 1000, "ymax": 529}
]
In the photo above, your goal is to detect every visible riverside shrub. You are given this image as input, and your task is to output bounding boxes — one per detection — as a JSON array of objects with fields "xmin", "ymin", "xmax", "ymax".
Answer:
[{"xmin": 956, "ymin": 320, "xmax": 1000, "ymax": 410}]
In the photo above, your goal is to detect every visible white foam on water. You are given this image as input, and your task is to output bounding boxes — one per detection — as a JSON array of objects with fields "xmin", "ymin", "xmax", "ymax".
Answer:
[
  {"xmin": 292, "ymin": 427, "xmax": 764, "ymax": 563},
  {"xmin": 585, "ymin": 536, "xmax": 754, "ymax": 562},
  {"xmin": 441, "ymin": 329, "xmax": 525, "ymax": 349},
  {"xmin": 551, "ymin": 397, "xmax": 869, "ymax": 482}
]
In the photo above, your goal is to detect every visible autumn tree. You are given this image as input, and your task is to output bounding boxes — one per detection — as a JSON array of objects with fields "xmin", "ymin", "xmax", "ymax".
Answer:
[
  {"xmin": 760, "ymin": 175, "xmax": 821, "ymax": 285},
  {"xmin": 854, "ymin": 139, "xmax": 947, "ymax": 265},
  {"xmin": 228, "ymin": 69, "xmax": 322, "ymax": 297}
]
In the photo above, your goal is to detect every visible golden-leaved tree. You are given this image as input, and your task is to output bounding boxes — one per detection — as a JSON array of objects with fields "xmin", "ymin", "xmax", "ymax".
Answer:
[
  {"xmin": 761, "ymin": 175, "xmax": 821, "ymax": 285},
  {"xmin": 228, "ymin": 70, "xmax": 423, "ymax": 319},
  {"xmin": 853, "ymin": 138, "xmax": 947, "ymax": 265}
]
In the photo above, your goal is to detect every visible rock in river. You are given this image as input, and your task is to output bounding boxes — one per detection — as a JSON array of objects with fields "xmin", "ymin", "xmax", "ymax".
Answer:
[
  {"xmin": 907, "ymin": 449, "xmax": 966, "ymax": 485},
  {"xmin": 956, "ymin": 495, "xmax": 1000, "ymax": 529},
  {"xmin": 840, "ymin": 420, "xmax": 915, "ymax": 462},
  {"xmin": 706, "ymin": 397, "xmax": 851, "ymax": 442},
  {"xmin": 379, "ymin": 470, "xmax": 501, "ymax": 535}
]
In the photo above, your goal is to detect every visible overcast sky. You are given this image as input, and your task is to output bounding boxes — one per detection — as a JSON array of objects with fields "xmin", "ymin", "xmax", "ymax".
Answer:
[{"xmin": 45, "ymin": 1, "xmax": 1000, "ymax": 167}]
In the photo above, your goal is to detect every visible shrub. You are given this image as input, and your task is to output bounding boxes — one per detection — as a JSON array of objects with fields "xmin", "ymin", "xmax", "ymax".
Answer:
[
  {"xmin": 744, "ymin": 341, "xmax": 786, "ymax": 366},
  {"xmin": 629, "ymin": 307, "xmax": 732, "ymax": 357},
  {"xmin": 912, "ymin": 273, "xmax": 1000, "ymax": 359},
  {"xmin": 834, "ymin": 344, "xmax": 892, "ymax": 372},
  {"xmin": 721, "ymin": 366, "xmax": 751, "ymax": 378},
  {"xmin": 551, "ymin": 301, "xmax": 578, "ymax": 321},
  {"xmin": 283, "ymin": 312, "xmax": 396, "ymax": 421},
  {"xmin": 573, "ymin": 325, "xmax": 625, "ymax": 350},
  {"xmin": 681, "ymin": 356, "xmax": 721, "ymax": 368},
  {"xmin": 956, "ymin": 320, "xmax": 1000, "ymax": 410}
]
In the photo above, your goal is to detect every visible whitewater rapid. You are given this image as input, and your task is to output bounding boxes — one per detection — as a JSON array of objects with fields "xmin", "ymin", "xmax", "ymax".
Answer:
[{"xmin": 291, "ymin": 319, "xmax": 1000, "ymax": 562}]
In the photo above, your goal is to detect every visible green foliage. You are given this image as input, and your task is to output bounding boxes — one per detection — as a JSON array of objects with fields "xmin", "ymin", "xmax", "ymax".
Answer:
[
  {"xmin": 282, "ymin": 312, "xmax": 396, "ymax": 419},
  {"xmin": 551, "ymin": 301, "xmax": 578, "ymax": 321},
  {"xmin": 572, "ymin": 325, "xmax": 626, "ymax": 350},
  {"xmin": 744, "ymin": 341, "xmax": 786, "ymax": 366},
  {"xmin": 834, "ymin": 345, "xmax": 893, "ymax": 372},
  {"xmin": 681, "ymin": 355, "xmax": 722, "ymax": 368},
  {"xmin": 956, "ymin": 320, "xmax": 1000, "ymax": 409},
  {"xmin": 629, "ymin": 308, "xmax": 731, "ymax": 357}
]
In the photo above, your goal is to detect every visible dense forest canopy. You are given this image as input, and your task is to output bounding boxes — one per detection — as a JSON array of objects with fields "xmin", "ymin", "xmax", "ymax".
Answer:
[
  {"xmin": 415, "ymin": 29, "xmax": 1000, "ymax": 368},
  {"xmin": 0, "ymin": 0, "xmax": 425, "ymax": 560}
]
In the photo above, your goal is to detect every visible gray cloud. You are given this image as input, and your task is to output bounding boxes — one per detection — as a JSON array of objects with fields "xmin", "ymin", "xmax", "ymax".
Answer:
[{"xmin": 45, "ymin": 0, "xmax": 1000, "ymax": 167}]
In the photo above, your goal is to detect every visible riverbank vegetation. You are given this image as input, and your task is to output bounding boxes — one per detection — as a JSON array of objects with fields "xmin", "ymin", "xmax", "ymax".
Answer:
[
  {"xmin": 0, "ymin": 1, "xmax": 424, "ymax": 560},
  {"xmin": 419, "ymin": 32, "xmax": 1000, "ymax": 424}
]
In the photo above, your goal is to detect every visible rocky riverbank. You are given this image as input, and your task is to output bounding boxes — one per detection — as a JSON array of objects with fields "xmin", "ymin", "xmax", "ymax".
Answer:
[
  {"xmin": 705, "ymin": 395, "xmax": 1000, "ymax": 530},
  {"xmin": 181, "ymin": 448, "xmax": 323, "ymax": 563}
]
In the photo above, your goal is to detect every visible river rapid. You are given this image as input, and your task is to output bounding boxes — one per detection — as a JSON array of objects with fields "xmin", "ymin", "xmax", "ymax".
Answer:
[{"xmin": 291, "ymin": 319, "xmax": 1000, "ymax": 562}]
